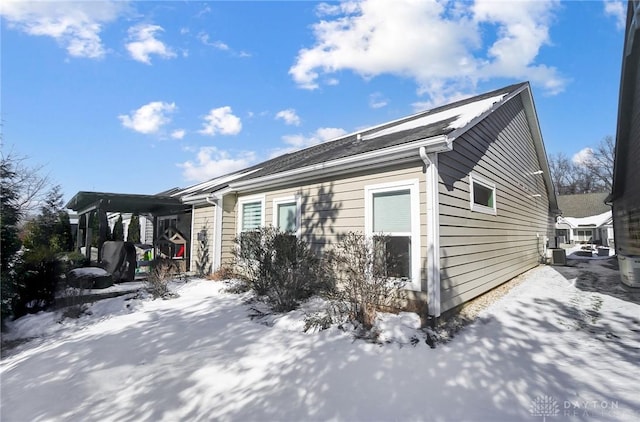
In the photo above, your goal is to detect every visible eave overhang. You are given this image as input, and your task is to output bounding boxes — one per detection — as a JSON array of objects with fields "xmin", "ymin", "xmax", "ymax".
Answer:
[{"xmin": 228, "ymin": 135, "xmax": 451, "ymax": 192}]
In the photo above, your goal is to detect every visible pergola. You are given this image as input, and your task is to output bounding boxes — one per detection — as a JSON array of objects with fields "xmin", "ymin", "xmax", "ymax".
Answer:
[{"xmin": 65, "ymin": 191, "xmax": 190, "ymax": 260}]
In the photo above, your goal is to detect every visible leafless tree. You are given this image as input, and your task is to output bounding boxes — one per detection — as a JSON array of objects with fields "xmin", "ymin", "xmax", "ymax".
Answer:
[
  {"xmin": 0, "ymin": 150, "xmax": 51, "ymax": 220},
  {"xmin": 581, "ymin": 135, "xmax": 614, "ymax": 192},
  {"xmin": 548, "ymin": 136, "xmax": 614, "ymax": 195}
]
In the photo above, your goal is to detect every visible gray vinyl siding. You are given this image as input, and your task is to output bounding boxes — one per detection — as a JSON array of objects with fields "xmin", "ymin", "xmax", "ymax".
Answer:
[
  {"xmin": 190, "ymin": 205, "xmax": 215, "ymax": 274},
  {"xmin": 438, "ymin": 93, "xmax": 551, "ymax": 312},
  {"xmin": 614, "ymin": 53, "xmax": 640, "ymax": 256}
]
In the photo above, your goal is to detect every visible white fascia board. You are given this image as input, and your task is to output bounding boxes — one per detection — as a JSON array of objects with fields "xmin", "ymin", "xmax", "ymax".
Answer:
[
  {"xmin": 181, "ymin": 187, "xmax": 233, "ymax": 205},
  {"xmin": 229, "ymin": 135, "xmax": 450, "ymax": 192},
  {"xmin": 176, "ymin": 169, "xmax": 262, "ymax": 198}
]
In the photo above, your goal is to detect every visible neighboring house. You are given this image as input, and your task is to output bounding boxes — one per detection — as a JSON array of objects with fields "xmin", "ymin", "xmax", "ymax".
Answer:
[
  {"xmin": 555, "ymin": 193, "xmax": 613, "ymax": 246},
  {"xmin": 610, "ymin": 1, "xmax": 640, "ymax": 259},
  {"xmin": 177, "ymin": 82, "xmax": 559, "ymax": 318},
  {"xmin": 609, "ymin": 1, "xmax": 640, "ymax": 287}
]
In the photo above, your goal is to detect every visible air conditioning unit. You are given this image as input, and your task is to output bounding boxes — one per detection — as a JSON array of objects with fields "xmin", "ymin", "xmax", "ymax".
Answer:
[
  {"xmin": 551, "ymin": 249, "xmax": 566, "ymax": 266},
  {"xmin": 619, "ymin": 255, "xmax": 640, "ymax": 288}
]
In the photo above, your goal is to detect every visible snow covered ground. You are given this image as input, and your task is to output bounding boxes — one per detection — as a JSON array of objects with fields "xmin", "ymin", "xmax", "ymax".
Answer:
[{"xmin": 1, "ymin": 259, "xmax": 639, "ymax": 422}]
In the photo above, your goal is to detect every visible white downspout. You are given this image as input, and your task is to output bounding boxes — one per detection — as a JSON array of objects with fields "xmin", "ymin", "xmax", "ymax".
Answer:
[
  {"xmin": 190, "ymin": 204, "xmax": 196, "ymax": 272},
  {"xmin": 206, "ymin": 194, "xmax": 224, "ymax": 272},
  {"xmin": 420, "ymin": 146, "xmax": 441, "ymax": 318}
]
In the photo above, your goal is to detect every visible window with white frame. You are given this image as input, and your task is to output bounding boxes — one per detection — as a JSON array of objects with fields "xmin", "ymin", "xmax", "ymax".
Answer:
[
  {"xmin": 365, "ymin": 180, "xmax": 420, "ymax": 289},
  {"xmin": 469, "ymin": 175, "xmax": 497, "ymax": 215},
  {"xmin": 238, "ymin": 196, "xmax": 265, "ymax": 259},
  {"xmin": 273, "ymin": 197, "xmax": 300, "ymax": 235}
]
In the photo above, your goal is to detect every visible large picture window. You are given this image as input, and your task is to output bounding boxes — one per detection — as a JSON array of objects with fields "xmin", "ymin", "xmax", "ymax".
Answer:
[
  {"xmin": 365, "ymin": 180, "xmax": 421, "ymax": 290},
  {"xmin": 469, "ymin": 175, "xmax": 497, "ymax": 215}
]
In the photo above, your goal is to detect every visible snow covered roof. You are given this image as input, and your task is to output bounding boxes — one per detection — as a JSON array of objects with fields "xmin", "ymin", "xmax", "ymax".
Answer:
[
  {"xmin": 227, "ymin": 82, "xmax": 526, "ymax": 184},
  {"xmin": 559, "ymin": 210, "xmax": 613, "ymax": 228},
  {"xmin": 362, "ymin": 94, "xmax": 506, "ymax": 140}
]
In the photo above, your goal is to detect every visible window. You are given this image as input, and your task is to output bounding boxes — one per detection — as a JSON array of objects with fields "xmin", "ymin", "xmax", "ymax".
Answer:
[
  {"xmin": 470, "ymin": 175, "xmax": 497, "ymax": 215},
  {"xmin": 241, "ymin": 201, "xmax": 262, "ymax": 231},
  {"xmin": 365, "ymin": 180, "xmax": 420, "ymax": 289},
  {"xmin": 574, "ymin": 229, "xmax": 593, "ymax": 243},
  {"xmin": 273, "ymin": 196, "xmax": 300, "ymax": 235},
  {"xmin": 238, "ymin": 196, "xmax": 265, "ymax": 259}
]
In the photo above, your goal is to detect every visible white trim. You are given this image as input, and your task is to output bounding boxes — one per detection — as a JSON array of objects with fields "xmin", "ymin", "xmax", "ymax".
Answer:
[
  {"xmin": 421, "ymin": 150, "xmax": 441, "ymax": 317},
  {"xmin": 237, "ymin": 194, "xmax": 265, "ymax": 234},
  {"xmin": 213, "ymin": 197, "xmax": 223, "ymax": 271},
  {"xmin": 469, "ymin": 174, "xmax": 497, "ymax": 215},
  {"xmin": 364, "ymin": 179, "xmax": 421, "ymax": 291},
  {"xmin": 272, "ymin": 195, "xmax": 302, "ymax": 237},
  {"xmin": 189, "ymin": 204, "xmax": 196, "ymax": 271}
]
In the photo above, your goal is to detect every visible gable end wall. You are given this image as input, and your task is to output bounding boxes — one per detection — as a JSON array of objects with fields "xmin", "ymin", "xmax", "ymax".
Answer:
[{"xmin": 438, "ymin": 94, "xmax": 551, "ymax": 312}]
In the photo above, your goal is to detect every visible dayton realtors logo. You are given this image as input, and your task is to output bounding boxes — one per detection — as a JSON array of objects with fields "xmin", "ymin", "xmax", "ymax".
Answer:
[
  {"xmin": 530, "ymin": 395, "xmax": 634, "ymax": 419},
  {"xmin": 530, "ymin": 396, "xmax": 560, "ymax": 421}
]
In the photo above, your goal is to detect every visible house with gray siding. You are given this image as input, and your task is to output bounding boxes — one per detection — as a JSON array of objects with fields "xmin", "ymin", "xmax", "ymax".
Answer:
[
  {"xmin": 177, "ymin": 81, "xmax": 559, "ymax": 318},
  {"xmin": 609, "ymin": 1, "xmax": 640, "ymax": 286},
  {"xmin": 555, "ymin": 193, "xmax": 613, "ymax": 246}
]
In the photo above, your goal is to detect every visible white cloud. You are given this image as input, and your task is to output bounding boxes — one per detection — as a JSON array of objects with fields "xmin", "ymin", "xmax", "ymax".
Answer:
[
  {"xmin": 572, "ymin": 148, "xmax": 594, "ymax": 166},
  {"xmin": 199, "ymin": 106, "xmax": 242, "ymax": 136},
  {"xmin": 0, "ymin": 0, "xmax": 127, "ymax": 59},
  {"xmin": 171, "ymin": 129, "xmax": 186, "ymax": 140},
  {"xmin": 125, "ymin": 24, "xmax": 176, "ymax": 64},
  {"xmin": 604, "ymin": 0, "xmax": 626, "ymax": 30},
  {"xmin": 271, "ymin": 127, "xmax": 347, "ymax": 157},
  {"xmin": 369, "ymin": 92, "xmax": 388, "ymax": 109},
  {"xmin": 178, "ymin": 146, "xmax": 256, "ymax": 182},
  {"xmin": 198, "ymin": 32, "xmax": 230, "ymax": 50},
  {"xmin": 118, "ymin": 101, "xmax": 176, "ymax": 134},
  {"xmin": 290, "ymin": 0, "xmax": 566, "ymax": 104},
  {"xmin": 275, "ymin": 109, "xmax": 301, "ymax": 126}
]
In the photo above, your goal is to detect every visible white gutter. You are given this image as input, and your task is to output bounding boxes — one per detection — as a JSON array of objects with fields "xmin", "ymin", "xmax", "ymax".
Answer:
[
  {"xmin": 230, "ymin": 135, "xmax": 451, "ymax": 192},
  {"xmin": 420, "ymin": 146, "xmax": 441, "ymax": 318}
]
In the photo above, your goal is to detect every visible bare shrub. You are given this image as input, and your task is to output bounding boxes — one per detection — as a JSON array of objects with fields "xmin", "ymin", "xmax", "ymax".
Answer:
[
  {"xmin": 233, "ymin": 226, "xmax": 334, "ymax": 312},
  {"xmin": 330, "ymin": 232, "xmax": 407, "ymax": 329},
  {"xmin": 208, "ymin": 265, "xmax": 238, "ymax": 281},
  {"xmin": 146, "ymin": 259, "xmax": 179, "ymax": 299}
]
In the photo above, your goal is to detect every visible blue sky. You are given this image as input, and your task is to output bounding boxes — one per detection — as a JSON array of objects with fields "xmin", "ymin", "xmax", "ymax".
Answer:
[{"xmin": 1, "ymin": 0, "xmax": 627, "ymax": 203}]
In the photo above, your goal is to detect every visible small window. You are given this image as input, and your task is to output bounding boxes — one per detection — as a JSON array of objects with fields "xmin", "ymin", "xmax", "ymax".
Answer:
[
  {"xmin": 241, "ymin": 201, "xmax": 262, "ymax": 231},
  {"xmin": 276, "ymin": 202, "xmax": 298, "ymax": 233},
  {"xmin": 238, "ymin": 197, "xmax": 265, "ymax": 260},
  {"xmin": 470, "ymin": 175, "xmax": 496, "ymax": 215}
]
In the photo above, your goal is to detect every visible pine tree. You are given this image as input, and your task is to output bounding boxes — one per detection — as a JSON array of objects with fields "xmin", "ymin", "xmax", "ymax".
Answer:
[
  {"xmin": 1, "ymin": 158, "xmax": 23, "ymax": 325},
  {"xmin": 127, "ymin": 213, "xmax": 141, "ymax": 243},
  {"xmin": 112, "ymin": 215, "xmax": 125, "ymax": 241}
]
